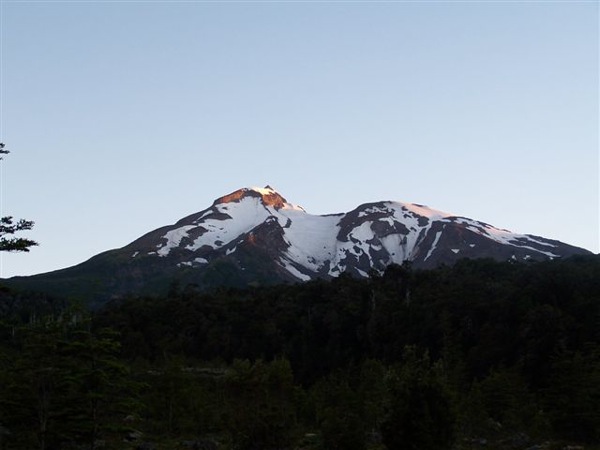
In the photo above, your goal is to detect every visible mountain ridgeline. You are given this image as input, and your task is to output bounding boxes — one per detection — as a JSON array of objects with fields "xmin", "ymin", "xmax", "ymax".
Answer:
[{"xmin": 4, "ymin": 186, "xmax": 591, "ymax": 308}]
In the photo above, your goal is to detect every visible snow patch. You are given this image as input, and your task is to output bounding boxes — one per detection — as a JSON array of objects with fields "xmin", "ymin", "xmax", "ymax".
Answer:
[
  {"xmin": 356, "ymin": 268, "xmax": 369, "ymax": 278},
  {"xmin": 280, "ymin": 259, "xmax": 312, "ymax": 281},
  {"xmin": 424, "ymin": 231, "xmax": 443, "ymax": 261},
  {"xmin": 157, "ymin": 225, "xmax": 195, "ymax": 257},
  {"xmin": 278, "ymin": 209, "xmax": 340, "ymax": 272},
  {"xmin": 401, "ymin": 202, "xmax": 453, "ymax": 220},
  {"xmin": 185, "ymin": 197, "xmax": 273, "ymax": 251}
]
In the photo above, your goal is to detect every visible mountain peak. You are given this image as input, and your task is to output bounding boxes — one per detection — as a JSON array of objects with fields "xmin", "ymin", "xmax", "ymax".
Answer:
[
  {"xmin": 6, "ymin": 186, "xmax": 592, "ymax": 308},
  {"xmin": 213, "ymin": 186, "xmax": 292, "ymax": 210}
]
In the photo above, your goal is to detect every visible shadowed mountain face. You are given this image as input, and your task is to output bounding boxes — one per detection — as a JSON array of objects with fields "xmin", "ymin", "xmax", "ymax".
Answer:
[{"xmin": 4, "ymin": 186, "xmax": 591, "ymax": 308}]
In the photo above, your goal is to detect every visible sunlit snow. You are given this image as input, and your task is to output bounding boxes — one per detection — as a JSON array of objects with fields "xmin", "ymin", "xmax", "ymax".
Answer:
[{"xmin": 151, "ymin": 187, "xmax": 567, "ymax": 281}]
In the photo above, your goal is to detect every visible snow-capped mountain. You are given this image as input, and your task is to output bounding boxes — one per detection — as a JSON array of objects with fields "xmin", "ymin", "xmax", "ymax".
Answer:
[
  {"xmin": 128, "ymin": 185, "xmax": 586, "ymax": 279},
  {"xmin": 5, "ymin": 186, "xmax": 591, "ymax": 307}
]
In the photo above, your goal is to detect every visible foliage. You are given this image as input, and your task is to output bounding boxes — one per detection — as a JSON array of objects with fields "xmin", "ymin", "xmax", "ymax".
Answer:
[
  {"xmin": 0, "ymin": 216, "xmax": 38, "ymax": 252},
  {"xmin": 381, "ymin": 347, "xmax": 456, "ymax": 450},
  {"xmin": 223, "ymin": 358, "xmax": 299, "ymax": 450},
  {"xmin": 311, "ymin": 370, "xmax": 368, "ymax": 450},
  {"xmin": 0, "ymin": 146, "xmax": 38, "ymax": 252},
  {"xmin": 1, "ymin": 255, "xmax": 599, "ymax": 448},
  {"xmin": 0, "ymin": 314, "xmax": 140, "ymax": 449}
]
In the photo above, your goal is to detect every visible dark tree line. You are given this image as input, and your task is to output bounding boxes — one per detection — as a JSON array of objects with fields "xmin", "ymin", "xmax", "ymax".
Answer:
[{"xmin": 1, "ymin": 255, "xmax": 599, "ymax": 449}]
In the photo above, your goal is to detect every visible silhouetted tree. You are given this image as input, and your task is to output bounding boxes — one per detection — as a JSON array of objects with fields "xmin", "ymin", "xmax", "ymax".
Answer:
[{"xmin": 0, "ymin": 145, "xmax": 37, "ymax": 252}]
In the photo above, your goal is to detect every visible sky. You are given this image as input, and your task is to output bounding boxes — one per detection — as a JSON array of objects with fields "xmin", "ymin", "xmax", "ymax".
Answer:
[{"xmin": 0, "ymin": 0, "xmax": 598, "ymax": 278}]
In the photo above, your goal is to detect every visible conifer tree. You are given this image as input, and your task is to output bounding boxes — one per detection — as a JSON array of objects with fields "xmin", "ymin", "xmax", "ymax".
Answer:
[
  {"xmin": 0, "ymin": 216, "xmax": 38, "ymax": 251},
  {"xmin": 0, "ymin": 143, "xmax": 38, "ymax": 252}
]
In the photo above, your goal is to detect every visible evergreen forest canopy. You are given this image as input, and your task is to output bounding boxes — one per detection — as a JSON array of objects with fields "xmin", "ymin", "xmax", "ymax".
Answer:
[{"xmin": 0, "ymin": 255, "xmax": 599, "ymax": 450}]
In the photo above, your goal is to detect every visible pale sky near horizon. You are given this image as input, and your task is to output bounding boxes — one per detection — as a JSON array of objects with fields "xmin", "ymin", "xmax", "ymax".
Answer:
[{"xmin": 0, "ymin": 0, "xmax": 598, "ymax": 278}]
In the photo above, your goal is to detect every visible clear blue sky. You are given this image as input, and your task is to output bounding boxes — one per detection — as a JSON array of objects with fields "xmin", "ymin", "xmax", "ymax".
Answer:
[{"xmin": 1, "ymin": 0, "xmax": 598, "ymax": 278}]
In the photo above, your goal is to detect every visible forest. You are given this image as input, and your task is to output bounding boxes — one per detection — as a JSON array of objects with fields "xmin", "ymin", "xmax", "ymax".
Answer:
[{"xmin": 0, "ymin": 255, "xmax": 599, "ymax": 450}]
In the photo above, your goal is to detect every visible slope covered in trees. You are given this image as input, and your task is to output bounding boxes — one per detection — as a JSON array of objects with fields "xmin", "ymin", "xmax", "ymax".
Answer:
[{"xmin": 1, "ymin": 255, "xmax": 599, "ymax": 449}]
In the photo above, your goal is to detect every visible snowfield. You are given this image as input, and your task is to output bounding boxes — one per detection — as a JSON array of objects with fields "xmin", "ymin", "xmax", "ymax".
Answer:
[{"xmin": 144, "ymin": 186, "xmax": 570, "ymax": 280}]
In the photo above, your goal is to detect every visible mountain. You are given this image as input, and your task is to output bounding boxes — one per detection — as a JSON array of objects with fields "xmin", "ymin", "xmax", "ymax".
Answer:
[{"xmin": 3, "ymin": 186, "xmax": 591, "ymax": 308}]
